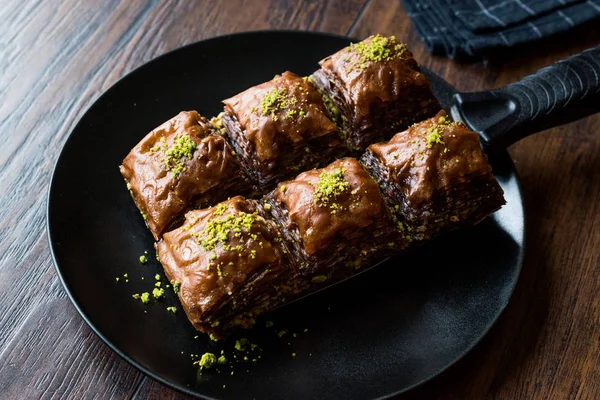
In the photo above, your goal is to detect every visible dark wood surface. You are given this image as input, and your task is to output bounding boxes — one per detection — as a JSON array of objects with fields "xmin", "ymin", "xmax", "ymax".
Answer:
[{"xmin": 1, "ymin": 0, "xmax": 598, "ymax": 398}]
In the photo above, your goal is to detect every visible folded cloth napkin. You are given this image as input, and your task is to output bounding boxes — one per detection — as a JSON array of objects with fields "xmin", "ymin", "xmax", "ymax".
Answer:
[{"xmin": 402, "ymin": 0, "xmax": 600, "ymax": 59}]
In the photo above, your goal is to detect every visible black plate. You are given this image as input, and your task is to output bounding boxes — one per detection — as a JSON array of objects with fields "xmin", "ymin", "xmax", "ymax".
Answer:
[{"xmin": 47, "ymin": 31, "xmax": 525, "ymax": 399}]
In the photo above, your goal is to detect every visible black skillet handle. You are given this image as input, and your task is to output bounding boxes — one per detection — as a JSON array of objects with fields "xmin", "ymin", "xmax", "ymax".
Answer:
[{"xmin": 452, "ymin": 47, "xmax": 600, "ymax": 149}]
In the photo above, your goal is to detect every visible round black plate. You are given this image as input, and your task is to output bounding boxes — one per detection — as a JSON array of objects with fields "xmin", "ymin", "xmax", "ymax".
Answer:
[{"xmin": 47, "ymin": 31, "xmax": 525, "ymax": 399}]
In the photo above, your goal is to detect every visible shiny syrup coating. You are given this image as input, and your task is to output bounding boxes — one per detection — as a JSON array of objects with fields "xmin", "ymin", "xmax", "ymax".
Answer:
[
  {"xmin": 222, "ymin": 71, "xmax": 340, "ymax": 162},
  {"xmin": 368, "ymin": 110, "xmax": 493, "ymax": 206},
  {"xmin": 120, "ymin": 111, "xmax": 238, "ymax": 239},
  {"xmin": 273, "ymin": 158, "xmax": 387, "ymax": 255}
]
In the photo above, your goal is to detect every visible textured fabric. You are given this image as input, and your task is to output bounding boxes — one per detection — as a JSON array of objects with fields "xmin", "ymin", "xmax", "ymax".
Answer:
[{"xmin": 402, "ymin": 0, "xmax": 600, "ymax": 59}]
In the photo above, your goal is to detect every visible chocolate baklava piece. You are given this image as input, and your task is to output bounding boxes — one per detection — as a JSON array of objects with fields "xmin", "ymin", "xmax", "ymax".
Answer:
[
  {"xmin": 120, "ymin": 111, "xmax": 251, "ymax": 240},
  {"xmin": 360, "ymin": 111, "xmax": 505, "ymax": 243},
  {"xmin": 311, "ymin": 35, "xmax": 441, "ymax": 151},
  {"xmin": 156, "ymin": 196, "xmax": 299, "ymax": 338},
  {"xmin": 264, "ymin": 158, "xmax": 402, "ymax": 286},
  {"xmin": 222, "ymin": 71, "xmax": 347, "ymax": 191}
]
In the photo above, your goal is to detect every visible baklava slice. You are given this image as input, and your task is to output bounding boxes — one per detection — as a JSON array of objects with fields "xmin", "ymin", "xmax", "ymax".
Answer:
[
  {"xmin": 222, "ymin": 71, "xmax": 347, "ymax": 191},
  {"xmin": 156, "ymin": 196, "xmax": 299, "ymax": 338},
  {"xmin": 360, "ymin": 111, "xmax": 505, "ymax": 243},
  {"xmin": 311, "ymin": 35, "xmax": 441, "ymax": 151},
  {"xmin": 120, "ymin": 111, "xmax": 251, "ymax": 240},
  {"xmin": 264, "ymin": 158, "xmax": 403, "ymax": 286}
]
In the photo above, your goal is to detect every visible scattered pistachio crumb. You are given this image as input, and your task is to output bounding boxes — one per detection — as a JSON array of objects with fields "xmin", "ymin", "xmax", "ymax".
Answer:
[
  {"xmin": 166, "ymin": 306, "xmax": 177, "ymax": 313},
  {"xmin": 139, "ymin": 255, "xmax": 148, "ymax": 264},
  {"xmin": 152, "ymin": 288, "xmax": 165, "ymax": 299},
  {"xmin": 171, "ymin": 280, "xmax": 181, "ymax": 294},
  {"xmin": 155, "ymin": 274, "xmax": 161, "ymax": 281},
  {"xmin": 198, "ymin": 353, "xmax": 217, "ymax": 370},
  {"xmin": 140, "ymin": 292, "xmax": 150, "ymax": 304}
]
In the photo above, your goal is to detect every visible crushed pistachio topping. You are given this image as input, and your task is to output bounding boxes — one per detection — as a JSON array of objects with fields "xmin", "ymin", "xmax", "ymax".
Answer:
[
  {"xmin": 260, "ymin": 87, "xmax": 289, "ymax": 119},
  {"xmin": 152, "ymin": 287, "xmax": 164, "ymax": 299},
  {"xmin": 258, "ymin": 82, "xmax": 310, "ymax": 121},
  {"xmin": 155, "ymin": 274, "xmax": 161, "ymax": 281},
  {"xmin": 235, "ymin": 338, "xmax": 249, "ymax": 351},
  {"xmin": 140, "ymin": 292, "xmax": 150, "ymax": 304},
  {"xmin": 311, "ymin": 275, "xmax": 327, "ymax": 283},
  {"xmin": 209, "ymin": 112, "xmax": 227, "ymax": 135},
  {"xmin": 139, "ymin": 255, "xmax": 148, "ymax": 264},
  {"xmin": 209, "ymin": 333, "xmax": 219, "ymax": 342},
  {"xmin": 193, "ymin": 209, "xmax": 258, "ymax": 251},
  {"xmin": 198, "ymin": 352, "xmax": 217, "ymax": 370},
  {"xmin": 349, "ymin": 35, "xmax": 407, "ymax": 69},
  {"xmin": 160, "ymin": 134, "xmax": 197, "ymax": 178},
  {"xmin": 171, "ymin": 280, "xmax": 181, "ymax": 294},
  {"xmin": 166, "ymin": 306, "xmax": 177, "ymax": 313},
  {"xmin": 426, "ymin": 128, "xmax": 444, "ymax": 148},
  {"xmin": 218, "ymin": 355, "xmax": 227, "ymax": 364},
  {"xmin": 313, "ymin": 168, "xmax": 350, "ymax": 206}
]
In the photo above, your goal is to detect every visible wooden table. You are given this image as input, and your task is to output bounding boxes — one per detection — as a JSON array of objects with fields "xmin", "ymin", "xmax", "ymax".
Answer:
[{"xmin": 1, "ymin": 1, "xmax": 599, "ymax": 398}]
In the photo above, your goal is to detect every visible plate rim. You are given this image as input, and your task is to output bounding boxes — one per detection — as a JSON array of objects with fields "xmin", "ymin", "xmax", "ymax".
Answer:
[{"xmin": 46, "ymin": 29, "xmax": 527, "ymax": 399}]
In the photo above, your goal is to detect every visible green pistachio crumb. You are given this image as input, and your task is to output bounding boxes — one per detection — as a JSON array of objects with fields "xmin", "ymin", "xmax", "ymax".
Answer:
[
  {"xmin": 115, "ymin": 277, "xmax": 120, "ymax": 282},
  {"xmin": 280, "ymin": 185, "xmax": 287, "ymax": 193},
  {"xmin": 162, "ymin": 134, "xmax": 197, "ymax": 178},
  {"xmin": 171, "ymin": 280, "xmax": 181, "ymax": 294},
  {"xmin": 426, "ymin": 129, "xmax": 444, "ymax": 148},
  {"xmin": 349, "ymin": 35, "xmax": 407, "ymax": 68},
  {"xmin": 263, "ymin": 203, "xmax": 272, "ymax": 211},
  {"xmin": 166, "ymin": 306, "xmax": 177, "ymax": 313},
  {"xmin": 139, "ymin": 255, "xmax": 148, "ymax": 264},
  {"xmin": 260, "ymin": 87, "xmax": 289, "ymax": 119},
  {"xmin": 123, "ymin": 273, "xmax": 128, "ymax": 278},
  {"xmin": 217, "ymin": 355, "xmax": 226, "ymax": 364},
  {"xmin": 155, "ymin": 274, "xmax": 161, "ymax": 281},
  {"xmin": 292, "ymin": 353, "xmax": 296, "ymax": 357},
  {"xmin": 209, "ymin": 333, "xmax": 219, "ymax": 342},
  {"xmin": 198, "ymin": 352, "xmax": 217, "ymax": 370},
  {"xmin": 235, "ymin": 338, "xmax": 249, "ymax": 351},
  {"xmin": 314, "ymin": 168, "xmax": 350, "ymax": 206},
  {"xmin": 311, "ymin": 275, "xmax": 327, "ymax": 283},
  {"xmin": 140, "ymin": 292, "xmax": 150, "ymax": 304},
  {"xmin": 211, "ymin": 320, "xmax": 220, "ymax": 327},
  {"xmin": 155, "ymin": 281, "xmax": 161, "ymax": 287},
  {"xmin": 152, "ymin": 287, "xmax": 164, "ymax": 299}
]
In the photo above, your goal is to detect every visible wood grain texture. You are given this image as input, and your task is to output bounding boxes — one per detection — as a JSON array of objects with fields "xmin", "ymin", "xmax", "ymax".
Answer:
[{"xmin": 0, "ymin": 0, "xmax": 598, "ymax": 398}]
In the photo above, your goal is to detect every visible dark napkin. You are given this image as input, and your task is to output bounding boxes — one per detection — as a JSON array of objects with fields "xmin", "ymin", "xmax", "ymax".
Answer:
[{"xmin": 401, "ymin": 0, "xmax": 600, "ymax": 59}]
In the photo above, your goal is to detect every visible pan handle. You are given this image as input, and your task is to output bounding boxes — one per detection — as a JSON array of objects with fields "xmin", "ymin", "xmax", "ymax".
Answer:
[{"xmin": 451, "ymin": 47, "xmax": 600, "ymax": 149}]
